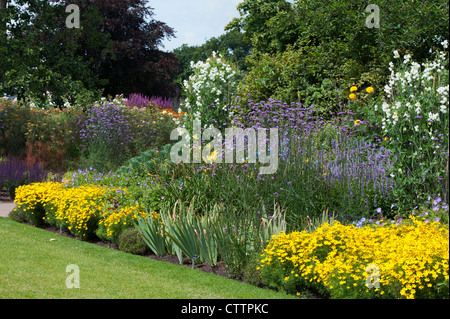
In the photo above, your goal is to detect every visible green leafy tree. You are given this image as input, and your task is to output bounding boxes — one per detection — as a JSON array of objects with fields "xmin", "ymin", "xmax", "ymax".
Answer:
[
  {"xmin": 173, "ymin": 30, "xmax": 251, "ymax": 84},
  {"xmin": 227, "ymin": 0, "xmax": 449, "ymax": 112},
  {"xmin": 0, "ymin": 0, "xmax": 108, "ymax": 106},
  {"xmin": 225, "ymin": 0, "xmax": 295, "ymax": 54}
]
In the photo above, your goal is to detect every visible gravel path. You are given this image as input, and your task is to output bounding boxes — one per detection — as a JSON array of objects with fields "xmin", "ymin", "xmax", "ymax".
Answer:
[{"xmin": 0, "ymin": 200, "xmax": 16, "ymax": 218}]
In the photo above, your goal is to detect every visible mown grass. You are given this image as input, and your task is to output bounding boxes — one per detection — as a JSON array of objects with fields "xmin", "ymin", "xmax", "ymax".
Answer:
[{"xmin": 0, "ymin": 217, "xmax": 294, "ymax": 299}]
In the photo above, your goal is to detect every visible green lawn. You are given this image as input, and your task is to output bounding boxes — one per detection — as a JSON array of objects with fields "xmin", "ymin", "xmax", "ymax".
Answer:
[{"xmin": 0, "ymin": 217, "xmax": 294, "ymax": 299}]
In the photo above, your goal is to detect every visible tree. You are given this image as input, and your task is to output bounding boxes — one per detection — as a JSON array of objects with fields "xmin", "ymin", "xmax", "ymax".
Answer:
[
  {"xmin": 228, "ymin": 0, "xmax": 449, "ymax": 111},
  {"xmin": 0, "ymin": 0, "xmax": 180, "ymax": 106},
  {"xmin": 225, "ymin": 0, "xmax": 295, "ymax": 54},
  {"xmin": 173, "ymin": 29, "xmax": 251, "ymax": 84},
  {"xmin": 85, "ymin": 0, "xmax": 179, "ymax": 97},
  {"xmin": 0, "ymin": 0, "xmax": 108, "ymax": 106}
]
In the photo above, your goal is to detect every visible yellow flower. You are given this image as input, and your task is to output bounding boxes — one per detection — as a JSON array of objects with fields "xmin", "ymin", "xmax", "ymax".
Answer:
[
  {"xmin": 366, "ymin": 87, "xmax": 374, "ymax": 93},
  {"xmin": 259, "ymin": 217, "xmax": 449, "ymax": 299},
  {"xmin": 350, "ymin": 86, "xmax": 358, "ymax": 92},
  {"xmin": 349, "ymin": 93, "xmax": 357, "ymax": 99},
  {"xmin": 354, "ymin": 120, "xmax": 361, "ymax": 126},
  {"xmin": 384, "ymin": 137, "xmax": 388, "ymax": 141}
]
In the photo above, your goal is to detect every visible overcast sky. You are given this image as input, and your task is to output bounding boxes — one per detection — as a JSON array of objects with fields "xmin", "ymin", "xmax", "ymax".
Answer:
[{"xmin": 149, "ymin": 0, "xmax": 242, "ymax": 52}]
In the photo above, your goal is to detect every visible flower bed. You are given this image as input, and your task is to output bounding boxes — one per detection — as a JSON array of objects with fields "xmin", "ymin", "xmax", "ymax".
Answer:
[
  {"xmin": 259, "ymin": 217, "xmax": 449, "ymax": 299},
  {"xmin": 13, "ymin": 182, "xmax": 150, "ymax": 241}
]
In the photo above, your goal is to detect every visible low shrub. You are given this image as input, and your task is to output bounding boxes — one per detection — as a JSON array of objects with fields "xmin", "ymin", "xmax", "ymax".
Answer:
[
  {"xmin": 0, "ymin": 99, "xmax": 33, "ymax": 156},
  {"xmin": 116, "ymin": 143, "xmax": 175, "ymax": 179},
  {"xmin": 8, "ymin": 205, "xmax": 28, "ymax": 223},
  {"xmin": 242, "ymin": 251, "xmax": 264, "ymax": 287},
  {"xmin": 117, "ymin": 227, "xmax": 148, "ymax": 255},
  {"xmin": 13, "ymin": 182, "xmax": 155, "ymax": 241},
  {"xmin": 14, "ymin": 182, "xmax": 110, "ymax": 239},
  {"xmin": 0, "ymin": 100, "xmax": 80, "ymax": 170}
]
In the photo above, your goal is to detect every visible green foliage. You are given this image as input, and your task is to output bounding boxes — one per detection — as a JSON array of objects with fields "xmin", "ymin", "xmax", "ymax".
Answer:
[
  {"xmin": 134, "ymin": 210, "xmax": 168, "ymax": 257},
  {"xmin": 241, "ymin": 251, "xmax": 264, "ymax": 287},
  {"xmin": 159, "ymin": 199, "xmax": 222, "ymax": 265},
  {"xmin": 180, "ymin": 53, "xmax": 240, "ymax": 133},
  {"xmin": 0, "ymin": 100, "xmax": 33, "ymax": 156},
  {"xmin": 117, "ymin": 143, "xmax": 175, "ymax": 178},
  {"xmin": 228, "ymin": 0, "xmax": 449, "ymax": 111},
  {"xmin": 375, "ymin": 48, "xmax": 449, "ymax": 210},
  {"xmin": 8, "ymin": 205, "xmax": 28, "ymax": 223},
  {"xmin": 0, "ymin": 100, "xmax": 82, "ymax": 169},
  {"xmin": 24, "ymin": 202, "xmax": 47, "ymax": 227},
  {"xmin": 117, "ymin": 227, "xmax": 148, "ymax": 255},
  {"xmin": 75, "ymin": 104, "xmax": 176, "ymax": 172},
  {"xmin": 225, "ymin": 0, "xmax": 295, "ymax": 54},
  {"xmin": 237, "ymin": 42, "xmax": 354, "ymax": 112},
  {"xmin": 173, "ymin": 29, "xmax": 251, "ymax": 83},
  {"xmin": 0, "ymin": 0, "xmax": 107, "ymax": 108},
  {"xmin": 1, "ymin": 0, "xmax": 179, "ymax": 107}
]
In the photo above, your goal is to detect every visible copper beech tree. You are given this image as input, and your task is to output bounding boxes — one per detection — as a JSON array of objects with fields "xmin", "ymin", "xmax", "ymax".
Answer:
[{"xmin": 0, "ymin": 0, "xmax": 179, "ymax": 106}]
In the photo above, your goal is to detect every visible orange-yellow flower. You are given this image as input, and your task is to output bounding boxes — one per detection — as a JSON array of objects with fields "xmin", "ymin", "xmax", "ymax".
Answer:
[
  {"xmin": 349, "ymin": 93, "xmax": 357, "ymax": 99},
  {"xmin": 350, "ymin": 86, "xmax": 358, "ymax": 92},
  {"xmin": 366, "ymin": 87, "xmax": 374, "ymax": 93}
]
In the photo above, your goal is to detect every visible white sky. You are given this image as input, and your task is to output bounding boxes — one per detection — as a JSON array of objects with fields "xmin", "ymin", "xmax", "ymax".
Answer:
[{"xmin": 149, "ymin": 0, "xmax": 242, "ymax": 52}]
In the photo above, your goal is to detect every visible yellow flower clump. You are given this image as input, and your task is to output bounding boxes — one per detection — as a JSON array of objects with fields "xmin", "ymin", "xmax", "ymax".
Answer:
[
  {"xmin": 14, "ymin": 182, "xmax": 63, "ymax": 211},
  {"xmin": 14, "ymin": 182, "xmax": 160, "ymax": 240},
  {"xmin": 259, "ymin": 218, "xmax": 449, "ymax": 299},
  {"xmin": 15, "ymin": 182, "xmax": 111, "ymax": 238},
  {"xmin": 52, "ymin": 185, "xmax": 109, "ymax": 237},
  {"xmin": 100, "ymin": 203, "xmax": 157, "ymax": 238}
]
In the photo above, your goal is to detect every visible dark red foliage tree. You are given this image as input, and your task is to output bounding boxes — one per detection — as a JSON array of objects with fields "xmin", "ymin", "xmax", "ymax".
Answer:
[
  {"xmin": 54, "ymin": 0, "xmax": 179, "ymax": 98},
  {"xmin": 81, "ymin": 0, "xmax": 179, "ymax": 97}
]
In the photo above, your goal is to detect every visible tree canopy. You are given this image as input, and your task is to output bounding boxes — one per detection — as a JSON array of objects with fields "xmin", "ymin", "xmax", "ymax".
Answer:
[
  {"xmin": 172, "ymin": 29, "xmax": 251, "ymax": 84},
  {"xmin": 0, "ymin": 0, "xmax": 179, "ymax": 107},
  {"xmin": 226, "ymin": 0, "xmax": 449, "ymax": 110}
]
